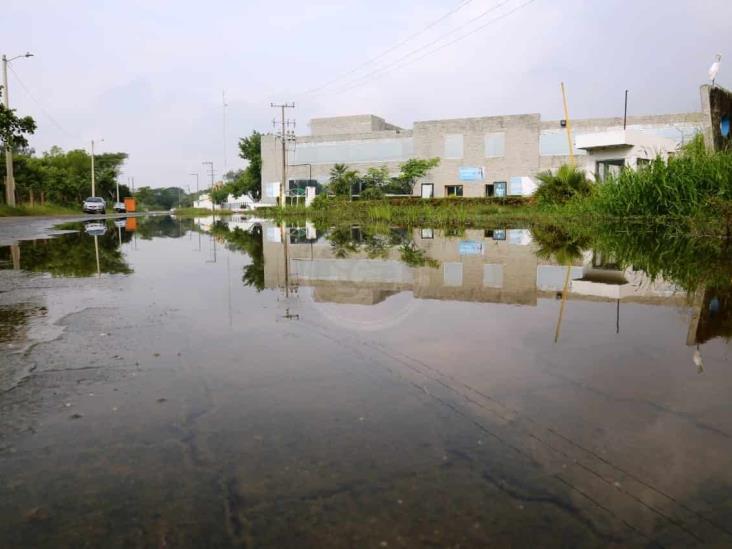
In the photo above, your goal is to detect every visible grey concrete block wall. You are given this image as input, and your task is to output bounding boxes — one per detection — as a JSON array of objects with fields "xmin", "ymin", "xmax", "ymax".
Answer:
[{"xmin": 260, "ymin": 110, "xmax": 705, "ymax": 202}]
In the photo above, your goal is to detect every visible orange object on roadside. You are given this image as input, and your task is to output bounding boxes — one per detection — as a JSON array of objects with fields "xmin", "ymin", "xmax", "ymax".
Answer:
[{"xmin": 124, "ymin": 197, "xmax": 136, "ymax": 212}]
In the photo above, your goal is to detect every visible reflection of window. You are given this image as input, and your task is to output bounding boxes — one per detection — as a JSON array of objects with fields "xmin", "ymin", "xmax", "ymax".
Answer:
[
  {"xmin": 484, "ymin": 132, "xmax": 505, "ymax": 157},
  {"xmin": 421, "ymin": 228, "xmax": 434, "ymax": 239},
  {"xmin": 492, "ymin": 230, "xmax": 506, "ymax": 241},
  {"xmin": 444, "ymin": 134, "xmax": 464, "ymax": 159},
  {"xmin": 445, "ymin": 185, "xmax": 463, "ymax": 197},
  {"xmin": 483, "ymin": 264, "xmax": 503, "ymax": 288},
  {"xmin": 596, "ymin": 159, "xmax": 625, "ymax": 181},
  {"xmin": 443, "ymin": 262, "xmax": 463, "ymax": 287},
  {"xmin": 494, "ymin": 181, "xmax": 507, "ymax": 197}
]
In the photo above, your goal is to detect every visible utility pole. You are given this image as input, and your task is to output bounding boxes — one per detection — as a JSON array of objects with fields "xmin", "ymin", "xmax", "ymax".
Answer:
[
  {"xmin": 202, "ymin": 161, "xmax": 214, "ymax": 210},
  {"xmin": 270, "ymin": 102, "xmax": 295, "ymax": 207},
  {"xmin": 91, "ymin": 138, "xmax": 103, "ymax": 196},
  {"xmin": 2, "ymin": 52, "xmax": 33, "ymax": 207},
  {"xmin": 222, "ymin": 91, "xmax": 228, "ymax": 177},
  {"xmin": 623, "ymin": 89, "xmax": 629, "ymax": 130},
  {"xmin": 560, "ymin": 82, "xmax": 575, "ymax": 166}
]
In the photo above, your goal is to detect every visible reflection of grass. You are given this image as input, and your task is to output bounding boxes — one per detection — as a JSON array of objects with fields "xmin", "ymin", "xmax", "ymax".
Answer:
[
  {"xmin": 0, "ymin": 203, "xmax": 78, "ymax": 217},
  {"xmin": 172, "ymin": 207, "xmax": 235, "ymax": 217},
  {"xmin": 530, "ymin": 223, "xmax": 590, "ymax": 264}
]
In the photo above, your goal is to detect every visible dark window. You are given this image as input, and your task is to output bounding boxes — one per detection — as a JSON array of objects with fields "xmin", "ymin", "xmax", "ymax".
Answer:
[
  {"xmin": 445, "ymin": 185, "xmax": 463, "ymax": 197},
  {"xmin": 596, "ymin": 159, "xmax": 625, "ymax": 182},
  {"xmin": 485, "ymin": 184, "xmax": 494, "ymax": 197}
]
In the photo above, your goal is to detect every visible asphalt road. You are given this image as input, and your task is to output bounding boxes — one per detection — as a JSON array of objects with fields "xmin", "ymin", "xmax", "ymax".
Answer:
[{"xmin": 0, "ymin": 212, "xmax": 164, "ymax": 246}]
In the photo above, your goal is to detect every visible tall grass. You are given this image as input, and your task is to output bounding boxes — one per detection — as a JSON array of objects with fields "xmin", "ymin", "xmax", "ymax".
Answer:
[
  {"xmin": 591, "ymin": 135, "xmax": 732, "ymax": 218},
  {"xmin": 0, "ymin": 203, "xmax": 79, "ymax": 217}
]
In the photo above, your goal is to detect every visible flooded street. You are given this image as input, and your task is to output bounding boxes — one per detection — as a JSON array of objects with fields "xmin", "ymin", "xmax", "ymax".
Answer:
[{"xmin": 1, "ymin": 215, "xmax": 731, "ymax": 547}]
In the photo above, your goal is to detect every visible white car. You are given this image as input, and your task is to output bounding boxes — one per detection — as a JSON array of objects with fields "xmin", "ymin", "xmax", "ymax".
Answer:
[{"xmin": 83, "ymin": 197, "xmax": 106, "ymax": 214}]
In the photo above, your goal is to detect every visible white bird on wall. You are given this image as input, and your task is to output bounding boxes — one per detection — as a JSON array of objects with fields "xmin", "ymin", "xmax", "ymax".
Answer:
[{"xmin": 709, "ymin": 54, "xmax": 722, "ymax": 86}]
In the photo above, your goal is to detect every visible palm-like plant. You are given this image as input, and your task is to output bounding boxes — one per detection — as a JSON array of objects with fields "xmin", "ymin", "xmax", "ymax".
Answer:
[
  {"xmin": 534, "ymin": 164, "xmax": 593, "ymax": 206},
  {"xmin": 328, "ymin": 163, "xmax": 359, "ymax": 197}
]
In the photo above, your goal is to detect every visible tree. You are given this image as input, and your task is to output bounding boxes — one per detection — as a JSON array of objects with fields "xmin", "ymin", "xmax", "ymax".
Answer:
[
  {"xmin": 0, "ymin": 101, "xmax": 36, "ymax": 151},
  {"xmin": 361, "ymin": 166, "xmax": 390, "ymax": 190},
  {"xmin": 384, "ymin": 157, "xmax": 440, "ymax": 194},
  {"xmin": 328, "ymin": 163, "xmax": 359, "ymax": 197},
  {"xmin": 210, "ymin": 185, "xmax": 229, "ymax": 206},
  {"xmin": 534, "ymin": 164, "xmax": 593, "ymax": 206},
  {"xmin": 235, "ymin": 131, "xmax": 262, "ymax": 200}
]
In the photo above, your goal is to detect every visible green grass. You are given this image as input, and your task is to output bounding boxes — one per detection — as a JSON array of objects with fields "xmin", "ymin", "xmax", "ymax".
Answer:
[
  {"xmin": 0, "ymin": 203, "xmax": 80, "ymax": 217},
  {"xmin": 258, "ymin": 197, "xmax": 553, "ymax": 228}
]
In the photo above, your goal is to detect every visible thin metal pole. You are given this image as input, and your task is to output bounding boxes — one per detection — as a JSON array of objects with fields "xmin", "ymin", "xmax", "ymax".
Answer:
[
  {"xmin": 623, "ymin": 89, "xmax": 628, "ymax": 130},
  {"xmin": 560, "ymin": 82, "xmax": 575, "ymax": 166},
  {"xmin": 91, "ymin": 140, "xmax": 96, "ymax": 196}
]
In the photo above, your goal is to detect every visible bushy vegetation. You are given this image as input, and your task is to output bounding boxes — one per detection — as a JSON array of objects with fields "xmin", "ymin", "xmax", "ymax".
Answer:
[
  {"xmin": 534, "ymin": 164, "xmax": 594, "ymax": 206},
  {"xmin": 591, "ymin": 135, "xmax": 732, "ymax": 218},
  {"xmin": 319, "ymin": 157, "xmax": 441, "ymax": 198},
  {"xmin": 2, "ymin": 147, "xmax": 129, "ymax": 207}
]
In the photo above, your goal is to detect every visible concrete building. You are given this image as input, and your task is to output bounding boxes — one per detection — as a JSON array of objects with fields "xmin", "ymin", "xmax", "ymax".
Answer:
[
  {"xmin": 260, "ymin": 223, "xmax": 682, "ymax": 308},
  {"xmin": 260, "ymin": 110, "xmax": 704, "ymax": 203},
  {"xmin": 194, "ymin": 192, "xmax": 256, "ymax": 211}
]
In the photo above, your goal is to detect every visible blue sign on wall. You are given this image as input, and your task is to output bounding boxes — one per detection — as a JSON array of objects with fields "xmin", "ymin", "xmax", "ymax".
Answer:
[
  {"xmin": 459, "ymin": 240, "xmax": 483, "ymax": 256},
  {"xmin": 458, "ymin": 167, "xmax": 484, "ymax": 181}
]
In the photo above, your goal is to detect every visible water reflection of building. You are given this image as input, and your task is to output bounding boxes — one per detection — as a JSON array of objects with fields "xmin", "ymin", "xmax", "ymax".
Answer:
[{"xmin": 262, "ymin": 224, "xmax": 686, "ymax": 308}]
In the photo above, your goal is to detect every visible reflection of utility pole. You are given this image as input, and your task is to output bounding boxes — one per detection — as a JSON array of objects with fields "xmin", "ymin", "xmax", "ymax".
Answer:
[
  {"xmin": 93, "ymin": 235, "xmax": 101, "ymax": 278},
  {"xmin": 10, "ymin": 244, "xmax": 20, "ymax": 270},
  {"xmin": 270, "ymin": 102, "xmax": 295, "ymax": 207},
  {"xmin": 202, "ymin": 161, "xmax": 214, "ymax": 211},
  {"xmin": 554, "ymin": 264, "xmax": 572, "ymax": 343}
]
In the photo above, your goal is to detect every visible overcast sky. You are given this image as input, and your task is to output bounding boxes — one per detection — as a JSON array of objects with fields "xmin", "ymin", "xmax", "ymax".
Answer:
[{"xmin": 6, "ymin": 0, "xmax": 731, "ymax": 189}]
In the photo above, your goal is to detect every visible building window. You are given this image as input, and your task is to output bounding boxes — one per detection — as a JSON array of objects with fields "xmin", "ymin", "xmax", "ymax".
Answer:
[
  {"xmin": 443, "ymin": 262, "xmax": 463, "ymax": 287},
  {"xmin": 445, "ymin": 185, "xmax": 463, "ymax": 197},
  {"xmin": 596, "ymin": 159, "xmax": 625, "ymax": 181},
  {"xmin": 485, "ymin": 184, "xmax": 494, "ymax": 197},
  {"xmin": 509, "ymin": 176, "xmax": 523, "ymax": 196},
  {"xmin": 494, "ymin": 181, "xmax": 507, "ymax": 197},
  {"xmin": 484, "ymin": 132, "xmax": 505, "ymax": 157},
  {"xmin": 421, "ymin": 183, "xmax": 434, "ymax": 198},
  {"xmin": 444, "ymin": 134, "xmax": 464, "ymax": 159},
  {"xmin": 483, "ymin": 264, "xmax": 504, "ymax": 288}
]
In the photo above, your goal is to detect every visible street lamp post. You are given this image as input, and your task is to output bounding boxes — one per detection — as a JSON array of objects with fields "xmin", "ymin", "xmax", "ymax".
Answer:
[
  {"xmin": 2, "ymin": 52, "xmax": 33, "ymax": 207},
  {"xmin": 90, "ymin": 138, "xmax": 104, "ymax": 196}
]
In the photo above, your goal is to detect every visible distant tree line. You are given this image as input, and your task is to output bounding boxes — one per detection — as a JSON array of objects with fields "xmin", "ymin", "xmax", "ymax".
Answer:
[{"xmin": 1, "ymin": 146, "xmax": 130, "ymax": 206}]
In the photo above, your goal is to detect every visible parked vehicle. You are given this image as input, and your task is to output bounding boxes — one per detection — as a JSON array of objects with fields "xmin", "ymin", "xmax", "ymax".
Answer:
[
  {"xmin": 113, "ymin": 201, "xmax": 126, "ymax": 213},
  {"xmin": 83, "ymin": 197, "xmax": 106, "ymax": 214},
  {"xmin": 84, "ymin": 220, "xmax": 107, "ymax": 236}
]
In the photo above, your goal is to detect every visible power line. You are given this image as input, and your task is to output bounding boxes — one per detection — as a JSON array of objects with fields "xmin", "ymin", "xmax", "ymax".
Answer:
[
  {"xmin": 299, "ymin": 0, "xmax": 474, "ymax": 96},
  {"xmin": 8, "ymin": 64, "xmax": 81, "ymax": 140},
  {"xmin": 328, "ymin": 0, "xmax": 537, "ymax": 97}
]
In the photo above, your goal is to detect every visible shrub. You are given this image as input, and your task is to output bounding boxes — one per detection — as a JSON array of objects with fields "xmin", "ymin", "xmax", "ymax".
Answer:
[
  {"xmin": 359, "ymin": 187, "xmax": 385, "ymax": 200},
  {"xmin": 534, "ymin": 164, "xmax": 594, "ymax": 206}
]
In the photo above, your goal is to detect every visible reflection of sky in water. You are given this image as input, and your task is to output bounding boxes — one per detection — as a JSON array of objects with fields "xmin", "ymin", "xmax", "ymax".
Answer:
[{"xmin": 1, "ymin": 215, "xmax": 732, "ymax": 546}]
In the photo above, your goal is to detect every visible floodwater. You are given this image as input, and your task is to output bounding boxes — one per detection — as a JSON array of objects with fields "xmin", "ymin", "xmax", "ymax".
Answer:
[{"xmin": 1, "ymin": 214, "xmax": 731, "ymax": 548}]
